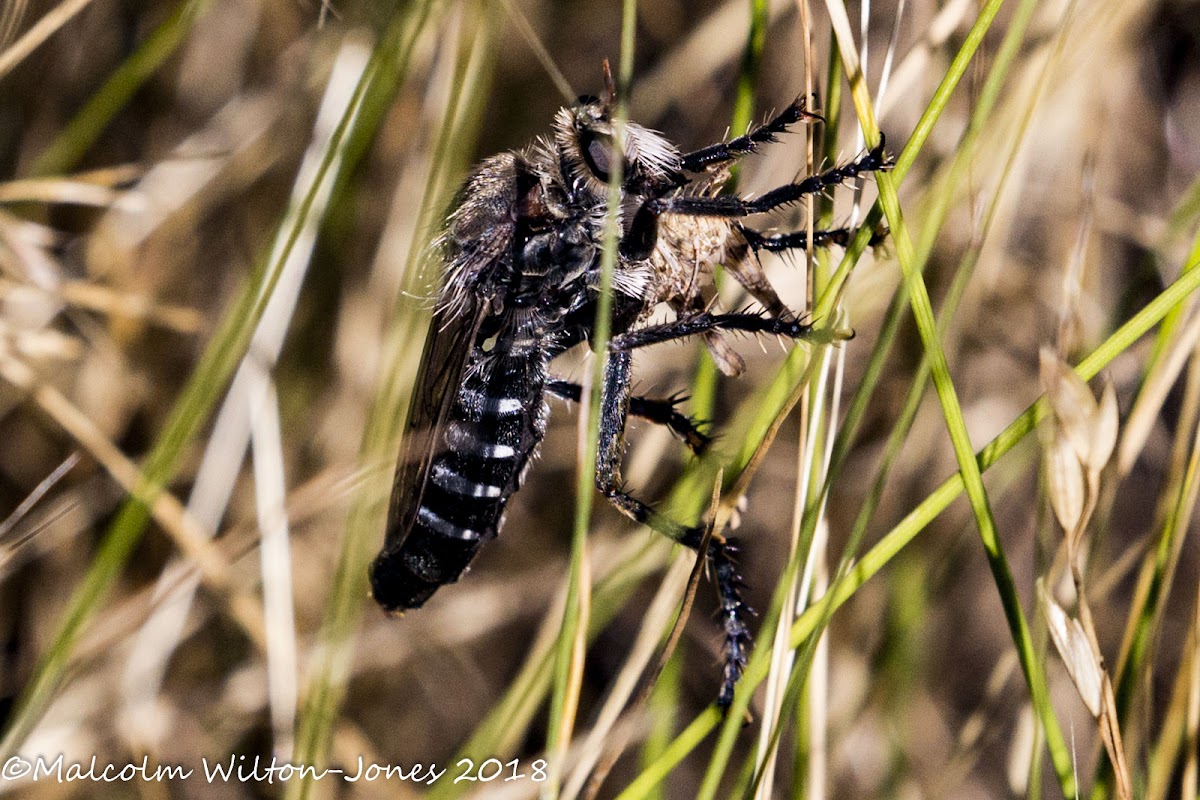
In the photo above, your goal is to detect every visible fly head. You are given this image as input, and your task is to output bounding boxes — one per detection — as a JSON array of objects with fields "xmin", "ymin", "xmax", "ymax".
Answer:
[{"xmin": 553, "ymin": 96, "xmax": 683, "ymax": 201}]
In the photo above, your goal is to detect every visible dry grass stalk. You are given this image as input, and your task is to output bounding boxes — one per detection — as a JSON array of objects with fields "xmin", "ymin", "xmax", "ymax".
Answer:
[
  {"xmin": 0, "ymin": 0, "xmax": 98, "ymax": 81},
  {"xmin": 576, "ymin": 475, "xmax": 720, "ymax": 800}
]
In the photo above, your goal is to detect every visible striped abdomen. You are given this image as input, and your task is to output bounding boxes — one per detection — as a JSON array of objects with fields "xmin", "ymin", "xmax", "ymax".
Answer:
[{"xmin": 370, "ymin": 341, "xmax": 549, "ymax": 611}]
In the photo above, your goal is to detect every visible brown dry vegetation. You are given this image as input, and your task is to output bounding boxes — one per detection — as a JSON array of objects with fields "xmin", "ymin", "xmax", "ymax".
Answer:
[{"xmin": 0, "ymin": 0, "xmax": 1198, "ymax": 798}]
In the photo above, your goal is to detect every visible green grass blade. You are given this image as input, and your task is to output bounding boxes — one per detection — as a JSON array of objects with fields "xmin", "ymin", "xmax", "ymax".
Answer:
[
  {"xmin": 1146, "ymin": 174, "xmax": 1200, "ymax": 367},
  {"xmin": 874, "ymin": 87, "xmax": 1075, "ymax": 800},
  {"xmin": 737, "ymin": 3, "xmax": 1042, "ymax": 789},
  {"xmin": 824, "ymin": 0, "xmax": 1075, "ymax": 788},
  {"xmin": 615, "ymin": 708, "xmax": 723, "ymax": 800},
  {"xmin": 638, "ymin": 650, "xmax": 683, "ymax": 800},
  {"xmin": 694, "ymin": 463, "xmax": 828, "ymax": 799},
  {"xmin": 621, "ymin": 230, "xmax": 1200, "ymax": 800},
  {"xmin": 812, "ymin": 0, "xmax": 1011, "ymax": 324},
  {"xmin": 680, "ymin": 1, "xmax": 1021, "ymax": 793},
  {"xmin": 0, "ymin": 27, "xmax": 374, "ymax": 761},
  {"xmin": 545, "ymin": 4, "xmax": 637, "ymax": 794},
  {"xmin": 1104, "ymin": 225, "xmax": 1200, "ymax": 796},
  {"xmin": 688, "ymin": 0, "xmax": 767, "ymax": 422},
  {"xmin": 631, "ymin": 0, "xmax": 773, "ymax": 741},
  {"xmin": 813, "ymin": 0, "xmax": 1020, "ymax": 491},
  {"xmin": 720, "ymin": 0, "xmax": 1013, "ymax": 502},
  {"xmin": 30, "ymin": 0, "xmax": 211, "ymax": 177},
  {"xmin": 426, "ymin": 540, "xmax": 672, "ymax": 800}
]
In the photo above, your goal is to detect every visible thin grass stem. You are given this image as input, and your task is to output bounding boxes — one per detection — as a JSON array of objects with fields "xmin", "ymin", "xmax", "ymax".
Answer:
[
  {"xmin": 547, "ymin": 3, "xmax": 637, "ymax": 795},
  {"xmin": 621, "ymin": 242, "xmax": 1200, "ymax": 800}
]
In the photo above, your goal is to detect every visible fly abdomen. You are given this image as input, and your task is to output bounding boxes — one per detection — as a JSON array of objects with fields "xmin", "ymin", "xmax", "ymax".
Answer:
[
  {"xmin": 370, "ymin": 346, "xmax": 549, "ymax": 612},
  {"xmin": 431, "ymin": 462, "xmax": 503, "ymax": 499}
]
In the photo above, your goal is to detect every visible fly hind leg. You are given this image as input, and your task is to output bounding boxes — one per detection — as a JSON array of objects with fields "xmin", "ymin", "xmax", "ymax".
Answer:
[
  {"xmin": 594, "ymin": 351, "xmax": 751, "ymax": 709},
  {"xmin": 592, "ymin": 352, "xmax": 692, "ymax": 540},
  {"xmin": 680, "ymin": 527, "xmax": 752, "ymax": 710}
]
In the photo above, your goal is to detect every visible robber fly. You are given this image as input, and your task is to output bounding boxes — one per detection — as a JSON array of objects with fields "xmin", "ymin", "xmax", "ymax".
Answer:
[{"xmin": 370, "ymin": 68, "xmax": 891, "ymax": 708}]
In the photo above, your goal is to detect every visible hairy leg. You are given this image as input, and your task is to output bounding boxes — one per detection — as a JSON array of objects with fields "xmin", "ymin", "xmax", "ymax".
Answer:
[
  {"xmin": 737, "ymin": 224, "xmax": 851, "ymax": 252},
  {"xmin": 590, "ymin": 351, "xmax": 751, "ymax": 709},
  {"xmin": 610, "ymin": 311, "xmax": 852, "ymax": 353},
  {"xmin": 546, "ymin": 379, "xmax": 711, "ymax": 455},
  {"xmin": 679, "ymin": 97, "xmax": 822, "ymax": 173},
  {"xmin": 653, "ymin": 138, "xmax": 892, "ymax": 220},
  {"xmin": 621, "ymin": 139, "xmax": 892, "ymax": 260}
]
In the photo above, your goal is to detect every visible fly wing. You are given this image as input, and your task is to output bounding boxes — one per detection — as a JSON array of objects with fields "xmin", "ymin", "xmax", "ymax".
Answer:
[
  {"xmin": 380, "ymin": 152, "xmax": 531, "ymax": 554},
  {"xmin": 381, "ymin": 298, "xmax": 488, "ymax": 553}
]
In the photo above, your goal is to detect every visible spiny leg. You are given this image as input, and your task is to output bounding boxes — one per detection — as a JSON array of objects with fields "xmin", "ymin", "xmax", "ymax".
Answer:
[
  {"xmin": 609, "ymin": 311, "xmax": 851, "ymax": 353},
  {"xmin": 650, "ymin": 138, "xmax": 892, "ymax": 220},
  {"xmin": 546, "ymin": 379, "xmax": 712, "ymax": 455},
  {"xmin": 593, "ymin": 351, "xmax": 752, "ymax": 709},
  {"xmin": 680, "ymin": 97, "xmax": 822, "ymax": 173},
  {"xmin": 592, "ymin": 352, "xmax": 690, "ymax": 540},
  {"xmin": 739, "ymin": 224, "xmax": 892, "ymax": 253},
  {"xmin": 737, "ymin": 223, "xmax": 853, "ymax": 253},
  {"xmin": 679, "ymin": 528, "xmax": 752, "ymax": 710},
  {"xmin": 621, "ymin": 140, "xmax": 892, "ymax": 260}
]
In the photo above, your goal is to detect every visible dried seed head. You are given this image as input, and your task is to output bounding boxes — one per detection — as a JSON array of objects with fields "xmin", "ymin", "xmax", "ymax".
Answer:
[
  {"xmin": 1039, "ymin": 582, "xmax": 1103, "ymax": 718},
  {"xmin": 1038, "ymin": 349, "xmax": 1119, "ymax": 476},
  {"xmin": 1089, "ymin": 379, "xmax": 1119, "ymax": 476},
  {"xmin": 1038, "ymin": 349, "xmax": 1119, "ymax": 546},
  {"xmin": 1044, "ymin": 431, "xmax": 1085, "ymax": 536},
  {"xmin": 1039, "ymin": 348, "xmax": 1097, "ymax": 465}
]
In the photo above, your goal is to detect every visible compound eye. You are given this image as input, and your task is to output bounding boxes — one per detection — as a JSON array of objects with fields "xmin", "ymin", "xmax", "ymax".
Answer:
[{"xmin": 582, "ymin": 133, "xmax": 613, "ymax": 182}]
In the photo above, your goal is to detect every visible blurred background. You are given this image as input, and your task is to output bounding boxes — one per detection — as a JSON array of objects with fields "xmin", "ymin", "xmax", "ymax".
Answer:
[{"xmin": 0, "ymin": 0, "xmax": 1198, "ymax": 797}]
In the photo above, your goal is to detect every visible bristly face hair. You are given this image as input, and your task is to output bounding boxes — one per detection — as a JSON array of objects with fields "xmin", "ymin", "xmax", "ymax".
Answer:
[{"xmin": 371, "ymin": 65, "xmax": 893, "ymax": 710}]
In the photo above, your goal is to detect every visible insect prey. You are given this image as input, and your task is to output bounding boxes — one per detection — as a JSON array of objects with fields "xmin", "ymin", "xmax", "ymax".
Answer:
[{"xmin": 370, "ymin": 72, "xmax": 892, "ymax": 709}]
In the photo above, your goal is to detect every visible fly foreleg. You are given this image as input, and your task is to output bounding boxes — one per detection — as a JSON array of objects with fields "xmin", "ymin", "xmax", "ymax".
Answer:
[
  {"xmin": 652, "ymin": 138, "xmax": 892, "ymax": 220},
  {"xmin": 546, "ymin": 379, "xmax": 711, "ymax": 455},
  {"xmin": 593, "ymin": 350, "xmax": 751, "ymax": 710},
  {"xmin": 679, "ymin": 98, "xmax": 822, "ymax": 173},
  {"xmin": 620, "ymin": 142, "xmax": 891, "ymax": 262}
]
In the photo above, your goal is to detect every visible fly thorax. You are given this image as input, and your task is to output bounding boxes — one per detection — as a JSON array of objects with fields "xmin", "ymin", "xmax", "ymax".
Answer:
[
  {"xmin": 515, "ymin": 221, "xmax": 597, "ymax": 309},
  {"xmin": 647, "ymin": 214, "xmax": 736, "ymax": 306}
]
